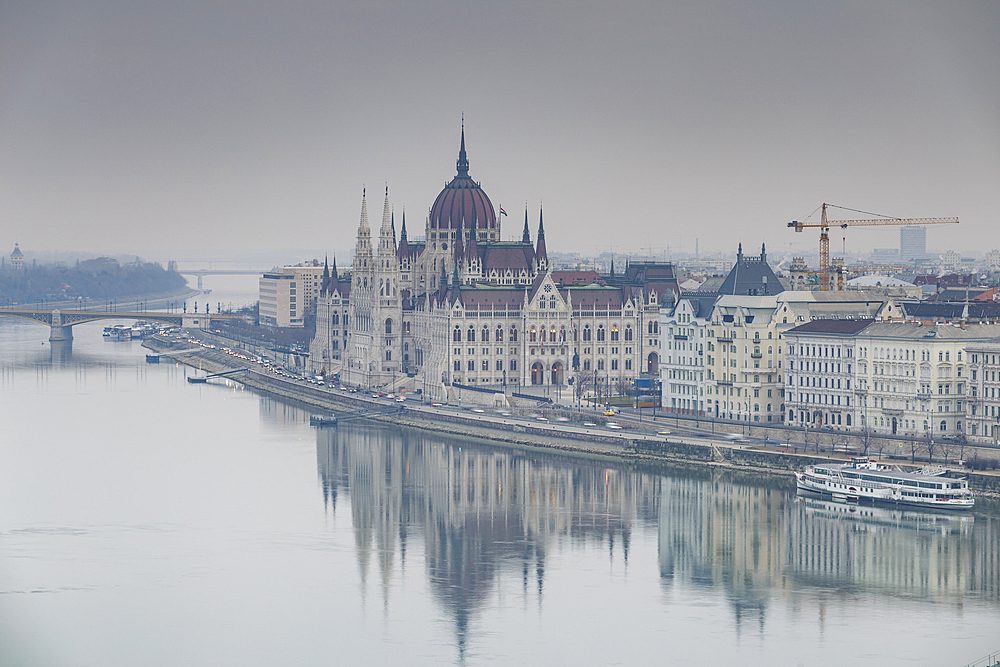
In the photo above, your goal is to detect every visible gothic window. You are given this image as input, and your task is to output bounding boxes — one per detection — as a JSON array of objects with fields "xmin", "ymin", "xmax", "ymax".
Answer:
[
  {"xmin": 496, "ymin": 360, "xmax": 503, "ymax": 371},
  {"xmin": 549, "ymin": 297, "xmax": 556, "ymax": 309},
  {"xmin": 510, "ymin": 326, "xmax": 518, "ymax": 342},
  {"xmin": 468, "ymin": 326, "xmax": 476, "ymax": 342},
  {"xmin": 496, "ymin": 326, "xmax": 504, "ymax": 342},
  {"xmin": 584, "ymin": 359, "xmax": 591, "ymax": 370},
  {"xmin": 611, "ymin": 359, "xmax": 618, "ymax": 370},
  {"xmin": 385, "ymin": 350, "xmax": 392, "ymax": 361},
  {"xmin": 625, "ymin": 359, "xmax": 632, "ymax": 370},
  {"xmin": 597, "ymin": 326, "xmax": 605, "ymax": 342},
  {"xmin": 482, "ymin": 360, "xmax": 489, "ymax": 371},
  {"xmin": 385, "ymin": 319, "xmax": 392, "ymax": 334},
  {"xmin": 611, "ymin": 326, "xmax": 619, "ymax": 342},
  {"xmin": 530, "ymin": 327, "xmax": 537, "ymax": 342},
  {"xmin": 583, "ymin": 326, "xmax": 592, "ymax": 342},
  {"xmin": 598, "ymin": 359, "xmax": 605, "ymax": 370},
  {"xmin": 549, "ymin": 327, "xmax": 556, "ymax": 343},
  {"xmin": 482, "ymin": 326, "xmax": 490, "ymax": 342},
  {"xmin": 454, "ymin": 361, "xmax": 461, "ymax": 371},
  {"xmin": 510, "ymin": 359, "xmax": 517, "ymax": 371},
  {"xmin": 559, "ymin": 327, "xmax": 566, "ymax": 342},
  {"xmin": 648, "ymin": 321, "xmax": 655, "ymax": 335},
  {"xmin": 468, "ymin": 360, "xmax": 475, "ymax": 371},
  {"xmin": 453, "ymin": 326, "xmax": 462, "ymax": 342},
  {"xmin": 624, "ymin": 326, "xmax": 632, "ymax": 342},
  {"xmin": 332, "ymin": 313, "xmax": 339, "ymax": 325}
]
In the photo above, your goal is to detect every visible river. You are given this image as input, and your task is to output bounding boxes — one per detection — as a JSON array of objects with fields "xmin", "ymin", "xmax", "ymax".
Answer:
[{"xmin": 1, "ymin": 279, "xmax": 999, "ymax": 666}]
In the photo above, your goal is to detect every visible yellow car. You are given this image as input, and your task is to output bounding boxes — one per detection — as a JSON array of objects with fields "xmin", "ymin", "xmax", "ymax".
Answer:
[{"xmin": 603, "ymin": 410, "xmax": 616, "ymax": 416}]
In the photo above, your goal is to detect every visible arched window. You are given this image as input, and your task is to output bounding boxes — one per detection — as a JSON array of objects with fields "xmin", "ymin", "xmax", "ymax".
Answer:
[
  {"xmin": 510, "ymin": 326, "xmax": 518, "ymax": 342},
  {"xmin": 597, "ymin": 326, "xmax": 606, "ymax": 342},
  {"xmin": 496, "ymin": 326, "xmax": 504, "ymax": 342},
  {"xmin": 559, "ymin": 327, "xmax": 566, "ymax": 342},
  {"xmin": 940, "ymin": 420, "xmax": 947, "ymax": 431},
  {"xmin": 385, "ymin": 318, "xmax": 393, "ymax": 334},
  {"xmin": 453, "ymin": 326, "xmax": 461, "ymax": 342},
  {"xmin": 583, "ymin": 326, "xmax": 592, "ymax": 342},
  {"xmin": 611, "ymin": 326, "xmax": 619, "ymax": 342},
  {"xmin": 549, "ymin": 327, "xmax": 556, "ymax": 343},
  {"xmin": 467, "ymin": 326, "xmax": 476, "ymax": 342},
  {"xmin": 648, "ymin": 321, "xmax": 655, "ymax": 334},
  {"xmin": 529, "ymin": 327, "xmax": 537, "ymax": 342},
  {"xmin": 624, "ymin": 326, "xmax": 632, "ymax": 342},
  {"xmin": 482, "ymin": 326, "xmax": 489, "ymax": 342}
]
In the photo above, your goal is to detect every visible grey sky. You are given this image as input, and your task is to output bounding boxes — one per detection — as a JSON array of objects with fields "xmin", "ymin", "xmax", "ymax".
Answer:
[{"xmin": 2, "ymin": 1, "xmax": 998, "ymax": 263}]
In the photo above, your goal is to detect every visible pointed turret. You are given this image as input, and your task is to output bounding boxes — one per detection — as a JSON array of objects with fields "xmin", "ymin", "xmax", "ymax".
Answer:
[
  {"xmin": 610, "ymin": 258, "xmax": 615, "ymax": 277},
  {"xmin": 761, "ymin": 243, "xmax": 766, "ymax": 262},
  {"xmin": 397, "ymin": 209, "xmax": 409, "ymax": 261},
  {"xmin": 329, "ymin": 256, "xmax": 339, "ymax": 293},
  {"xmin": 456, "ymin": 117, "xmax": 470, "ymax": 177},
  {"xmin": 536, "ymin": 205, "xmax": 548, "ymax": 268},
  {"xmin": 522, "ymin": 208, "xmax": 531, "ymax": 244}
]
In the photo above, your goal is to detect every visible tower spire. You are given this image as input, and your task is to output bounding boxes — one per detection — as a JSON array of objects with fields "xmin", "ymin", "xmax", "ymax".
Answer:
[
  {"xmin": 522, "ymin": 206, "xmax": 531, "ymax": 243},
  {"xmin": 456, "ymin": 115, "xmax": 469, "ymax": 177},
  {"xmin": 536, "ymin": 205, "xmax": 548, "ymax": 268}
]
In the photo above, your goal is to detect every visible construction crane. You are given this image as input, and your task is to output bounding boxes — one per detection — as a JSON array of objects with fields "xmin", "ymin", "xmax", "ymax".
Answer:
[{"xmin": 788, "ymin": 203, "xmax": 959, "ymax": 290}]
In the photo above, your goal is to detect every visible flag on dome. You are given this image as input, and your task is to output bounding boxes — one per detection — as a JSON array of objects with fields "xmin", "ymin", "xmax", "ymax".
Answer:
[{"xmin": 499, "ymin": 206, "xmax": 507, "ymax": 216}]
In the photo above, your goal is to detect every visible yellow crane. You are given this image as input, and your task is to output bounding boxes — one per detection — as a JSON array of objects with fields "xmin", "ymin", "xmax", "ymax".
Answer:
[{"xmin": 788, "ymin": 203, "xmax": 959, "ymax": 291}]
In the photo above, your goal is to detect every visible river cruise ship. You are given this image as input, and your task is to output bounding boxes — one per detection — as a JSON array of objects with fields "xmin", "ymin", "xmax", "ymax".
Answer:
[{"xmin": 795, "ymin": 457, "xmax": 974, "ymax": 510}]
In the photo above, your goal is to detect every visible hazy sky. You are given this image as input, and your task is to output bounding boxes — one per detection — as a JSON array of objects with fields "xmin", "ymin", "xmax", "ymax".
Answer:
[{"xmin": 2, "ymin": 1, "xmax": 998, "ymax": 265}]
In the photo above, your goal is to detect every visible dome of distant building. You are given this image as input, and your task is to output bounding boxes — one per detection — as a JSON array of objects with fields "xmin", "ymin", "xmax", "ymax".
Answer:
[{"xmin": 428, "ymin": 126, "xmax": 497, "ymax": 233}]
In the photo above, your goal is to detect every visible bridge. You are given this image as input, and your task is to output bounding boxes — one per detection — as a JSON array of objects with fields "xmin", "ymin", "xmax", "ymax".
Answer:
[
  {"xmin": 0, "ymin": 308, "xmax": 246, "ymax": 341},
  {"xmin": 177, "ymin": 269, "xmax": 267, "ymax": 290}
]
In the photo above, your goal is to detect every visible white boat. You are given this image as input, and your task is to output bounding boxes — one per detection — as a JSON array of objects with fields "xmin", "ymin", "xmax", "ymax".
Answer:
[{"xmin": 796, "ymin": 456, "xmax": 974, "ymax": 510}]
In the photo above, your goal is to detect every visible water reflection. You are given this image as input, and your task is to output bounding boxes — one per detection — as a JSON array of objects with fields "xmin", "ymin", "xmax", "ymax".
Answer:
[
  {"xmin": 48, "ymin": 339, "xmax": 73, "ymax": 364},
  {"xmin": 317, "ymin": 424, "xmax": 658, "ymax": 657},
  {"xmin": 318, "ymin": 424, "xmax": 1000, "ymax": 658}
]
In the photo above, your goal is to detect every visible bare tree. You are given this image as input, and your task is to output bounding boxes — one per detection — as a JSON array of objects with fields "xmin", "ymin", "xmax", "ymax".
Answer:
[
  {"xmin": 925, "ymin": 431, "xmax": 937, "ymax": 464},
  {"xmin": 861, "ymin": 426, "xmax": 873, "ymax": 457},
  {"xmin": 615, "ymin": 376, "xmax": 632, "ymax": 399},
  {"xmin": 908, "ymin": 438, "xmax": 920, "ymax": 463},
  {"xmin": 872, "ymin": 437, "xmax": 887, "ymax": 460},
  {"xmin": 574, "ymin": 370, "xmax": 597, "ymax": 402}
]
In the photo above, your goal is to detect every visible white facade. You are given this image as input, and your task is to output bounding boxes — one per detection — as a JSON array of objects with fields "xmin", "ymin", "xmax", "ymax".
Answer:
[
  {"xmin": 963, "ymin": 340, "xmax": 1000, "ymax": 443},
  {"xmin": 258, "ymin": 272, "xmax": 297, "ymax": 327},
  {"xmin": 659, "ymin": 296, "xmax": 709, "ymax": 415}
]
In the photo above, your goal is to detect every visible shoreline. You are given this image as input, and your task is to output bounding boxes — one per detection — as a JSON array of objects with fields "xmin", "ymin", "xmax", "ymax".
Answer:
[{"xmin": 143, "ymin": 336, "xmax": 1000, "ymax": 501}]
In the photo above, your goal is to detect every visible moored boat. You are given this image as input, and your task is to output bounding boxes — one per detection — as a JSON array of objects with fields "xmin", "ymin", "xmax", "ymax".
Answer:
[{"xmin": 796, "ymin": 456, "xmax": 974, "ymax": 510}]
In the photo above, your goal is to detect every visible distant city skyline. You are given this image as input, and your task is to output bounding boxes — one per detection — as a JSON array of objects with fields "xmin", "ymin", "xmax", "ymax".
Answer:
[{"xmin": 2, "ymin": 2, "xmax": 997, "ymax": 259}]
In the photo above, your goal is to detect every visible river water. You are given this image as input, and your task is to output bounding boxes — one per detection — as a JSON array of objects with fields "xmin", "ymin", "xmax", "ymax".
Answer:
[{"xmin": 2, "ymin": 278, "xmax": 999, "ymax": 666}]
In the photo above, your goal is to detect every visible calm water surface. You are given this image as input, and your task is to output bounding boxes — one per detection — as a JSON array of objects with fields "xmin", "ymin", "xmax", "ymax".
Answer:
[{"xmin": 1, "ymin": 316, "xmax": 999, "ymax": 666}]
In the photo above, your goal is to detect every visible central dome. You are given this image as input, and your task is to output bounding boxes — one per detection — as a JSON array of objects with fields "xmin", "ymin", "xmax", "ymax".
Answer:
[{"xmin": 428, "ymin": 128, "xmax": 497, "ymax": 232}]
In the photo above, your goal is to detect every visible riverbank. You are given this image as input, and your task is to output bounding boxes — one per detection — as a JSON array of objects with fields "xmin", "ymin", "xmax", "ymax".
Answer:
[{"xmin": 143, "ymin": 336, "xmax": 1000, "ymax": 500}]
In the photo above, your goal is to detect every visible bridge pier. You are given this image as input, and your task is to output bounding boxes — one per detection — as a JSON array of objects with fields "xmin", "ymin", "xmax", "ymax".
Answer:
[
  {"xmin": 49, "ymin": 325, "xmax": 73, "ymax": 342},
  {"xmin": 197, "ymin": 275, "xmax": 203, "ymax": 290}
]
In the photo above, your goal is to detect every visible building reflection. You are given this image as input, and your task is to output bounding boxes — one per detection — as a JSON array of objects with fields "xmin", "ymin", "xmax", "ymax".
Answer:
[
  {"xmin": 316, "ymin": 423, "xmax": 658, "ymax": 657},
  {"xmin": 317, "ymin": 423, "xmax": 1000, "ymax": 655},
  {"xmin": 657, "ymin": 476, "xmax": 1000, "ymax": 631}
]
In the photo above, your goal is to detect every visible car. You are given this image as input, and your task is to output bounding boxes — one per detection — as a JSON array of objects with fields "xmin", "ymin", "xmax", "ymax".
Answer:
[
  {"xmin": 395, "ymin": 396, "xmax": 406, "ymax": 402},
  {"xmin": 657, "ymin": 430, "xmax": 671, "ymax": 436},
  {"xmin": 472, "ymin": 408, "xmax": 485, "ymax": 413},
  {"xmin": 387, "ymin": 394, "xmax": 395, "ymax": 399},
  {"xmin": 606, "ymin": 423, "xmax": 623, "ymax": 430},
  {"xmin": 941, "ymin": 434, "xmax": 966, "ymax": 443},
  {"xmin": 556, "ymin": 417, "xmax": 570, "ymax": 422},
  {"xmin": 603, "ymin": 410, "xmax": 616, "ymax": 416},
  {"xmin": 583, "ymin": 422, "xmax": 597, "ymax": 427},
  {"xmin": 536, "ymin": 416, "xmax": 548, "ymax": 422},
  {"xmin": 819, "ymin": 425, "xmax": 833, "ymax": 431},
  {"xmin": 431, "ymin": 402, "xmax": 444, "ymax": 407}
]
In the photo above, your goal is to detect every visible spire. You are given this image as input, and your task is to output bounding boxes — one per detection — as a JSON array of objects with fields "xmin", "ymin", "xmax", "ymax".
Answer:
[
  {"xmin": 322, "ymin": 256, "xmax": 329, "ymax": 280},
  {"xmin": 761, "ymin": 242, "xmax": 766, "ymax": 262},
  {"xmin": 456, "ymin": 116, "xmax": 469, "ymax": 177},
  {"xmin": 536, "ymin": 205, "xmax": 548, "ymax": 267},
  {"xmin": 610, "ymin": 257, "xmax": 615, "ymax": 276},
  {"xmin": 380, "ymin": 185, "xmax": 392, "ymax": 235},
  {"xmin": 737, "ymin": 243, "xmax": 743, "ymax": 261},
  {"xmin": 397, "ymin": 209, "xmax": 409, "ymax": 260},
  {"xmin": 358, "ymin": 188, "xmax": 370, "ymax": 234},
  {"xmin": 522, "ymin": 207, "xmax": 531, "ymax": 244},
  {"xmin": 467, "ymin": 224, "xmax": 479, "ymax": 266}
]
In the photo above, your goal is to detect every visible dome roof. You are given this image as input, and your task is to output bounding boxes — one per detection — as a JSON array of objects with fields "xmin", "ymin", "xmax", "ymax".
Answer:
[{"xmin": 429, "ymin": 127, "xmax": 497, "ymax": 232}]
